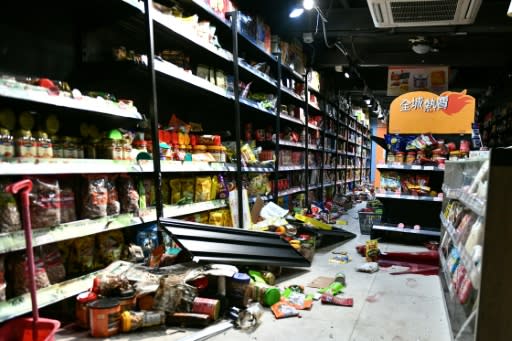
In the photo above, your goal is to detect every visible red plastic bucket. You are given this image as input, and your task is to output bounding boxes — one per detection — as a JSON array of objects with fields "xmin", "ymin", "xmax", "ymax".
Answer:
[{"xmin": 0, "ymin": 317, "xmax": 60, "ymax": 341}]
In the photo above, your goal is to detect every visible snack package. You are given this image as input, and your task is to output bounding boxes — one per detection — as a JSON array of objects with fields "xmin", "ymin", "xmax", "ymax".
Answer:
[
  {"xmin": 0, "ymin": 182, "xmax": 21, "ymax": 233},
  {"xmin": 119, "ymin": 175, "xmax": 139, "ymax": 213},
  {"xmin": 143, "ymin": 178, "xmax": 156, "ymax": 207},
  {"xmin": 365, "ymin": 239, "xmax": 379, "ymax": 262},
  {"xmin": 241, "ymin": 143, "xmax": 257, "ymax": 164},
  {"xmin": 68, "ymin": 236, "xmax": 96, "ymax": 276},
  {"xmin": 271, "ymin": 301, "xmax": 299, "ymax": 319},
  {"xmin": 458, "ymin": 275, "xmax": 473, "ymax": 304},
  {"xmin": 195, "ymin": 177, "xmax": 212, "ymax": 202},
  {"xmin": 97, "ymin": 230, "xmax": 125, "ymax": 267},
  {"xmin": 42, "ymin": 244, "xmax": 66, "ymax": 284},
  {"xmin": 28, "ymin": 177, "xmax": 61, "ymax": 229},
  {"xmin": 357, "ymin": 262, "xmax": 379, "ymax": 273},
  {"xmin": 208, "ymin": 210, "xmax": 224, "ymax": 226},
  {"xmin": 82, "ymin": 175, "xmax": 108, "ymax": 219},
  {"xmin": 106, "ymin": 176, "xmax": 120, "ymax": 216},
  {"xmin": 59, "ymin": 186, "xmax": 77, "ymax": 223},
  {"xmin": 380, "ymin": 172, "xmax": 400, "ymax": 193},
  {"xmin": 10, "ymin": 251, "xmax": 51, "ymax": 296},
  {"xmin": 180, "ymin": 178, "xmax": 195, "ymax": 204},
  {"xmin": 221, "ymin": 209, "xmax": 233, "ymax": 227},
  {"xmin": 447, "ymin": 248, "xmax": 460, "ymax": 274},
  {"xmin": 210, "ymin": 175, "xmax": 219, "ymax": 200},
  {"xmin": 170, "ymin": 178, "xmax": 182, "ymax": 204},
  {"xmin": 282, "ymin": 291, "xmax": 313, "ymax": 310},
  {"xmin": 161, "ymin": 177, "xmax": 171, "ymax": 204}
]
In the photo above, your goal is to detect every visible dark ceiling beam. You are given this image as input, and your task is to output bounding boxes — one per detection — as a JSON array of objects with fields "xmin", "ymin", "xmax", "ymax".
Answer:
[{"xmin": 314, "ymin": 50, "xmax": 511, "ymax": 67}]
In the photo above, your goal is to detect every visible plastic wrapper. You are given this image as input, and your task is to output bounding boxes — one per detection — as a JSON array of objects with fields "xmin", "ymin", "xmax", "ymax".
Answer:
[
  {"xmin": 153, "ymin": 281, "xmax": 197, "ymax": 314},
  {"xmin": 195, "ymin": 176, "xmax": 212, "ymax": 202},
  {"xmin": 365, "ymin": 239, "xmax": 379, "ymax": 262},
  {"xmin": 170, "ymin": 178, "xmax": 182, "ymax": 204},
  {"xmin": 82, "ymin": 175, "xmax": 108, "ymax": 219},
  {"xmin": 380, "ymin": 172, "xmax": 400, "ymax": 193},
  {"xmin": 143, "ymin": 178, "xmax": 156, "ymax": 207},
  {"xmin": 28, "ymin": 177, "xmax": 61, "ymax": 229},
  {"xmin": 271, "ymin": 301, "xmax": 299, "ymax": 319},
  {"xmin": 42, "ymin": 244, "xmax": 66, "ymax": 284},
  {"xmin": 458, "ymin": 275, "xmax": 473, "ymax": 304},
  {"xmin": 106, "ymin": 176, "xmax": 120, "ymax": 216},
  {"xmin": 98, "ymin": 273, "xmax": 131, "ymax": 297},
  {"xmin": 248, "ymin": 174, "xmax": 271, "ymax": 196},
  {"xmin": 208, "ymin": 210, "xmax": 223, "ymax": 226},
  {"xmin": 68, "ymin": 236, "xmax": 95, "ymax": 276},
  {"xmin": 119, "ymin": 175, "xmax": 139, "ymax": 213},
  {"xmin": 210, "ymin": 175, "xmax": 219, "ymax": 200},
  {"xmin": 10, "ymin": 252, "xmax": 50, "ymax": 296},
  {"xmin": 59, "ymin": 186, "xmax": 77, "ymax": 223},
  {"xmin": 356, "ymin": 262, "xmax": 379, "ymax": 273},
  {"xmin": 0, "ymin": 255, "xmax": 5, "ymax": 301},
  {"xmin": 97, "ymin": 230, "xmax": 125, "ymax": 267},
  {"xmin": 180, "ymin": 178, "xmax": 195, "ymax": 204},
  {"xmin": 0, "ymin": 183, "xmax": 21, "ymax": 233}
]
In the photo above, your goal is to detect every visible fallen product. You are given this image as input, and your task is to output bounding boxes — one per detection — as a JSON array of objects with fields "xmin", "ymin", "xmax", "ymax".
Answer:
[
  {"xmin": 320, "ymin": 294, "xmax": 354, "ymax": 307},
  {"xmin": 357, "ymin": 262, "xmax": 379, "ymax": 273}
]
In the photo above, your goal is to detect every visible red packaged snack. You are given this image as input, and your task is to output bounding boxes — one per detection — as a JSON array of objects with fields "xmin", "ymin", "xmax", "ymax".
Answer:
[{"xmin": 458, "ymin": 275, "xmax": 473, "ymax": 304}]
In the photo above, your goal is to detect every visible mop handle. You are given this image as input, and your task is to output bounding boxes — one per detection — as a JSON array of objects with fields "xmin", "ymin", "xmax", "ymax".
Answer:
[{"xmin": 6, "ymin": 180, "xmax": 39, "ymax": 326}]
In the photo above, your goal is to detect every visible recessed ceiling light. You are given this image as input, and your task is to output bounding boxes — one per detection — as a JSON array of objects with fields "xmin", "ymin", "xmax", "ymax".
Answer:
[{"xmin": 344, "ymin": 72, "xmax": 350, "ymax": 79}]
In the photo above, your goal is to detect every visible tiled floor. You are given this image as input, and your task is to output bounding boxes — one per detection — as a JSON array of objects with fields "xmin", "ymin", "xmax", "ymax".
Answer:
[{"xmin": 56, "ymin": 205, "xmax": 452, "ymax": 341}]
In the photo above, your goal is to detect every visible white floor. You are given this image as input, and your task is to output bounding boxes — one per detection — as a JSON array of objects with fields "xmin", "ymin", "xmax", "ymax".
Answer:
[{"xmin": 56, "ymin": 205, "xmax": 452, "ymax": 341}]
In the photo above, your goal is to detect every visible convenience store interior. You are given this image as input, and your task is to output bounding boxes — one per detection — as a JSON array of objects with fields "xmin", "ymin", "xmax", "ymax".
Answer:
[{"xmin": 0, "ymin": 1, "xmax": 511, "ymax": 341}]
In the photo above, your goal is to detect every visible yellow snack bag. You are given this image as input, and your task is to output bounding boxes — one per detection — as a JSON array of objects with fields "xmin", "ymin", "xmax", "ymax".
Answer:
[
  {"xmin": 222, "ymin": 209, "xmax": 233, "ymax": 227},
  {"xmin": 208, "ymin": 211, "xmax": 224, "ymax": 226},
  {"xmin": 195, "ymin": 176, "xmax": 212, "ymax": 202},
  {"xmin": 170, "ymin": 178, "xmax": 182, "ymax": 204},
  {"xmin": 181, "ymin": 178, "xmax": 195, "ymax": 203},
  {"xmin": 210, "ymin": 176, "xmax": 219, "ymax": 200},
  {"xmin": 365, "ymin": 239, "xmax": 379, "ymax": 262}
]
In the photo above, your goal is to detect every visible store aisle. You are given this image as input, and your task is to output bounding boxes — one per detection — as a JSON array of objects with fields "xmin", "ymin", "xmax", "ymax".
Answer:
[{"xmin": 55, "ymin": 205, "xmax": 451, "ymax": 341}]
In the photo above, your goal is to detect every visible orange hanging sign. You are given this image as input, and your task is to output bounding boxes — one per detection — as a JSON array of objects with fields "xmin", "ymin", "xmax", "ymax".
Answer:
[{"xmin": 389, "ymin": 90, "xmax": 475, "ymax": 134}]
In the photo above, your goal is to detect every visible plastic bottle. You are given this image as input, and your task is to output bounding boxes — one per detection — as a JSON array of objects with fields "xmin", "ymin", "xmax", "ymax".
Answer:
[{"xmin": 318, "ymin": 273, "xmax": 346, "ymax": 295}]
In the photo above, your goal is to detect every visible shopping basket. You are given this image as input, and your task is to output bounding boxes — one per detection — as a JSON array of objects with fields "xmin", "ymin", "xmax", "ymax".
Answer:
[
  {"xmin": 358, "ymin": 211, "xmax": 382, "ymax": 235},
  {"xmin": 0, "ymin": 180, "xmax": 60, "ymax": 341}
]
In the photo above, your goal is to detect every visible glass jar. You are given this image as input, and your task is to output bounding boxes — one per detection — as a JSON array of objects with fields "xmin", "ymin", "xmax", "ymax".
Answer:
[
  {"xmin": 15, "ymin": 130, "xmax": 36, "ymax": 157},
  {"xmin": 208, "ymin": 145, "xmax": 226, "ymax": 162},
  {"xmin": 406, "ymin": 151, "xmax": 416, "ymax": 164},
  {"xmin": 35, "ymin": 131, "xmax": 53, "ymax": 158},
  {"xmin": 387, "ymin": 153, "xmax": 395, "ymax": 164},
  {"xmin": 112, "ymin": 139, "xmax": 123, "ymax": 160},
  {"xmin": 395, "ymin": 152, "xmax": 405, "ymax": 164},
  {"xmin": 52, "ymin": 136, "xmax": 63, "ymax": 158},
  {"xmin": 75, "ymin": 138, "xmax": 84, "ymax": 159},
  {"xmin": 122, "ymin": 139, "xmax": 133, "ymax": 160},
  {"xmin": 132, "ymin": 139, "xmax": 147, "ymax": 153},
  {"xmin": 193, "ymin": 144, "xmax": 207, "ymax": 154},
  {"xmin": 85, "ymin": 138, "xmax": 100, "ymax": 159},
  {"xmin": 63, "ymin": 136, "xmax": 76, "ymax": 158},
  {"xmin": 0, "ymin": 128, "xmax": 15, "ymax": 158}
]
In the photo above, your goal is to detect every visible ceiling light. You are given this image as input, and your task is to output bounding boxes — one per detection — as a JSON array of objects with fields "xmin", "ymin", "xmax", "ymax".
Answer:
[
  {"xmin": 289, "ymin": 7, "xmax": 304, "ymax": 18},
  {"xmin": 363, "ymin": 96, "xmax": 371, "ymax": 105},
  {"xmin": 303, "ymin": 0, "xmax": 315, "ymax": 10},
  {"xmin": 344, "ymin": 71, "xmax": 350, "ymax": 79}
]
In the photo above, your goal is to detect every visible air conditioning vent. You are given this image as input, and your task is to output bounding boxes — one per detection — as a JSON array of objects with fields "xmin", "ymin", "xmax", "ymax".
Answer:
[{"xmin": 367, "ymin": 0, "xmax": 482, "ymax": 28}]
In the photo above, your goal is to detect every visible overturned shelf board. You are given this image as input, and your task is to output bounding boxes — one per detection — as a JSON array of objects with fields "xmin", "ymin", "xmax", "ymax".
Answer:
[{"xmin": 372, "ymin": 224, "xmax": 441, "ymax": 237}]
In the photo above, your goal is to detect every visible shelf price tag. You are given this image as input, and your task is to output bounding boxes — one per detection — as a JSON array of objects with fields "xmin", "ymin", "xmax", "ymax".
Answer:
[
  {"xmin": 411, "ymin": 165, "xmax": 422, "ymax": 170},
  {"xmin": 424, "ymin": 166, "xmax": 435, "ymax": 170}
]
